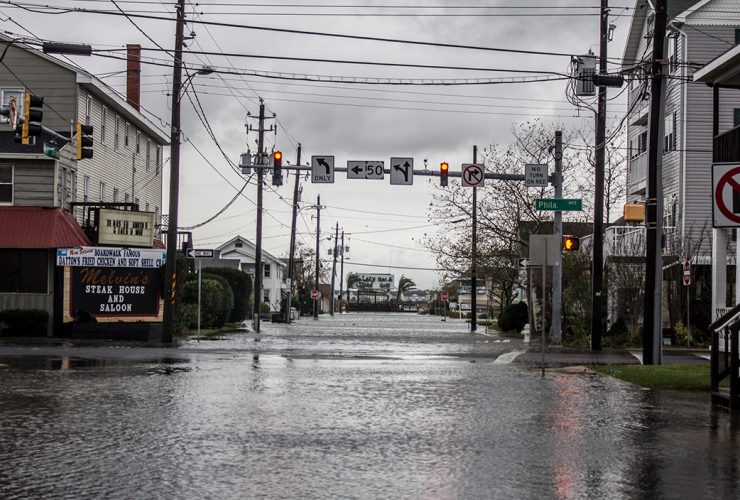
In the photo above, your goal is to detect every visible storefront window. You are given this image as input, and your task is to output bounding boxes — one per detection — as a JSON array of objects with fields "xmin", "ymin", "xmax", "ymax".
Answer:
[{"xmin": 0, "ymin": 250, "xmax": 48, "ymax": 293}]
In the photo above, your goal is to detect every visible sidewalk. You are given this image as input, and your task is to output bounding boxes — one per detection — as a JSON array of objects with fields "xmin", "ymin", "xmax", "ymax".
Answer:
[{"xmin": 513, "ymin": 345, "xmax": 710, "ymax": 367}]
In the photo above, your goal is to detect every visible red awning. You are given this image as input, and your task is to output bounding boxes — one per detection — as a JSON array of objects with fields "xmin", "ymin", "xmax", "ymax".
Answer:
[{"xmin": 0, "ymin": 207, "xmax": 91, "ymax": 249}]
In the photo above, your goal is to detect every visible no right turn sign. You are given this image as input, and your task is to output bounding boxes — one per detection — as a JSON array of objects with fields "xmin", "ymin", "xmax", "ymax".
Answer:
[{"xmin": 712, "ymin": 163, "xmax": 740, "ymax": 227}]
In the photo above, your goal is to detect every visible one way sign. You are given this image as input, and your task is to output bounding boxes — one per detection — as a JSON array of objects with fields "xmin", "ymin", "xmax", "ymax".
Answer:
[{"xmin": 390, "ymin": 157, "xmax": 413, "ymax": 185}]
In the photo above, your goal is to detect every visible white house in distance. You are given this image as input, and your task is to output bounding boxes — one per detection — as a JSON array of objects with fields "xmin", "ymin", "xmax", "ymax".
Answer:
[{"xmin": 216, "ymin": 235, "xmax": 286, "ymax": 311}]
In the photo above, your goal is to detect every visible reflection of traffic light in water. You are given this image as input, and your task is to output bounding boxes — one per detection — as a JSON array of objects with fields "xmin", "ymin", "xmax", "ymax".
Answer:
[
  {"xmin": 440, "ymin": 162, "xmax": 449, "ymax": 187},
  {"xmin": 562, "ymin": 235, "xmax": 580, "ymax": 252}
]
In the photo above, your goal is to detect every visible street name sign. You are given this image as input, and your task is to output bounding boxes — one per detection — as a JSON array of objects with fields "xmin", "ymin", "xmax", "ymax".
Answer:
[
  {"xmin": 311, "ymin": 156, "xmax": 335, "ymax": 183},
  {"xmin": 390, "ymin": 157, "xmax": 414, "ymax": 185},
  {"xmin": 461, "ymin": 163, "xmax": 485, "ymax": 187},
  {"xmin": 712, "ymin": 163, "xmax": 740, "ymax": 227},
  {"xmin": 188, "ymin": 248, "xmax": 214, "ymax": 259},
  {"xmin": 525, "ymin": 164, "xmax": 548, "ymax": 187},
  {"xmin": 535, "ymin": 199, "xmax": 582, "ymax": 211}
]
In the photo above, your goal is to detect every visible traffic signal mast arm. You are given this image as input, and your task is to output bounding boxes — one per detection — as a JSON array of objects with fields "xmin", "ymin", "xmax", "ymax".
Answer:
[{"xmin": 254, "ymin": 163, "xmax": 525, "ymax": 181}]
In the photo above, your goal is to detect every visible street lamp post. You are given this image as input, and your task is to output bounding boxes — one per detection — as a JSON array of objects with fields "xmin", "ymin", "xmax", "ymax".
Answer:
[{"xmin": 160, "ymin": 0, "xmax": 214, "ymax": 343}]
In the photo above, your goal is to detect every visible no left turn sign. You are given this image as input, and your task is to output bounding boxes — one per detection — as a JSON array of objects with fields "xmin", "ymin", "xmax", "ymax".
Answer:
[{"xmin": 712, "ymin": 164, "xmax": 740, "ymax": 227}]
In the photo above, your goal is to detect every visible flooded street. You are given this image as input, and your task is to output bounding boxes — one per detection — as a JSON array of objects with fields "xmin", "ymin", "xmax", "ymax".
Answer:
[{"xmin": 1, "ymin": 313, "xmax": 739, "ymax": 498}]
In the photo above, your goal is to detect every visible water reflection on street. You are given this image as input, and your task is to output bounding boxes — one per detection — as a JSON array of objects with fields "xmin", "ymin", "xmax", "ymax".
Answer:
[{"xmin": 0, "ymin": 313, "xmax": 738, "ymax": 499}]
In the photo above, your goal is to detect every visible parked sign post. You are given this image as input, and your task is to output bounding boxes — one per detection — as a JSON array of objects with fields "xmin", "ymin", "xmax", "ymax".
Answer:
[
  {"xmin": 684, "ymin": 260, "xmax": 691, "ymax": 347},
  {"xmin": 187, "ymin": 248, "xmax": 215, "ymax": 335}
]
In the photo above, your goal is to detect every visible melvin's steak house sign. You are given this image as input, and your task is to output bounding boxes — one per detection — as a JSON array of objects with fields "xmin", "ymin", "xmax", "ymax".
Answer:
[{"xmin": 57, "ymin": 247, "xmax": 166, "ymax": 323}]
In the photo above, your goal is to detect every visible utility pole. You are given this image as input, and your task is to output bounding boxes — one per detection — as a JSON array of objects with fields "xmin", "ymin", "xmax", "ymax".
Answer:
[
  {"xmin": 552, "ymin": 130, "xmax": 563, "ymax": 345},
  {"xmin": 286, "ymin": 143, "xmax": 302, "ymax": 324},
  {"xmin": 590, "ymin": 0, "xmax": 609, "ymax": 352},
  {"xmin": 330, "ymin": 222, "xmax": 339, "ymax": 316},
  {"xmin": 339, "ymin": 230, "xmax": 345, "ymax": 314},
  {"xmin": 253, "ymin": 99, "xmax": 266, "ymax": 332},
  {"xmin": 161, "ymin": 0, "xmax": 185, "ymax": 344},
  {"xmin": 313, "ymin": 194, "xmax": 321, "ymax": 319},
  {"xmin": 643, "ymin": 0, "xmax": 668, "ymax": 365},
  {"xmin": 471, "ymin": 145, "xmax": 478, "ymax": 332}
]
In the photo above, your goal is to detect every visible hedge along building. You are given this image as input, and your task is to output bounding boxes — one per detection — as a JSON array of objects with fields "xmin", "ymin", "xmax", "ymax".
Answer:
[{"xmin": 0, "ymin": 37, "xmax": 169, "ymax": 338}]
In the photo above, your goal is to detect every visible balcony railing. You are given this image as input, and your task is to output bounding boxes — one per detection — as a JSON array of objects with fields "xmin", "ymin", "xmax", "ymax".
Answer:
[
  {"xmin": 628, "ymin": 152, "xmax": 647, "ymax": 194},
  {"xmin": 581, "ymin": 226, "xmax": 677, "ymax": 259},
  {"xmin": 714, "ymin": 125, "xmax": 740, "ymax": 163}
]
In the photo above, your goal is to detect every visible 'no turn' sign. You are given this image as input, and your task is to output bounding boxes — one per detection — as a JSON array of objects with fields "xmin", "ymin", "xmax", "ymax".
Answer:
[{"xmin": 712, "ymin": 163, "xmax": 740, "ymax": 227}]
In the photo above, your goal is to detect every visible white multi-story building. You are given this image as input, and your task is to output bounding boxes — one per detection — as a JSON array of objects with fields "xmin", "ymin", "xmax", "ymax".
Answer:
[{"xmin": 216, "ymin": 235, "xmax": 287, "ymax": 312}]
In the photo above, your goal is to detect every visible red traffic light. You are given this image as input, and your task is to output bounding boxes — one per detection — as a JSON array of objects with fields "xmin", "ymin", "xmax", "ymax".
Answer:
[{"xmin": 562, "ymin": 235, "xmax": 580, "ymax": 252}]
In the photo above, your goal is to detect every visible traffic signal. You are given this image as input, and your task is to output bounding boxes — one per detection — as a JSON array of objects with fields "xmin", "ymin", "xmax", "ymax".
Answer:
[
  {"xmin": 562, "ymin": 235, "xmax": 580, "ymax": 252},
  {"xmin": 272, "ymin": 150, "xmax": 283, "ymax": 186},
  {"xmin": 16, "ymin": 91, "xmax": 43, "ymax": 145},
  {"xmin": 75, "ymin": 122, "xmax": 94, "ymax": 160},
  {"xmin": 440, "ymin": 162, "xmax": 449, "ymax": 187}
]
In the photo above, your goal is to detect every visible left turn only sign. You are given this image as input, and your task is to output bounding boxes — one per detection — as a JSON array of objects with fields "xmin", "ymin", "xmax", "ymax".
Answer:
[
  {"xmin": 312, "ymin": 156, "xmax": 335, "ymax": 183},
  {"xmin": 712, "ymin": 163, "xmax": 740, "ymax": 227}
]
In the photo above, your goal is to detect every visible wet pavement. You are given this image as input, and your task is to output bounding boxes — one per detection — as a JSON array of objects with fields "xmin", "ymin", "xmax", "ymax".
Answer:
[{"xmin": 0, "ymin": 313, "xmax": 738, "ymax": 499}]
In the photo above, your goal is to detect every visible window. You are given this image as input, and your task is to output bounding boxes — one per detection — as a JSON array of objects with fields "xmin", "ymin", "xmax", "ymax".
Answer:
[
  {"xmin": 70, "ymin": 170, "xmax": 77, "ymax": 203},
  {"xmin": 113, "ymin": 188, "xmax": 119, "ymax": 203},
  {"xmin": 155, "ymin": 145, "xmax": 160, "ymax": 175},
  {"xmin": 136, "ymin": 131, "xmax": 141, "ymax": 154},
  {"xmin": 59, "ymin": 168, "xmax": 67, "ymax": 207},
  {"xmin": 125, "ymin": 193, "xmax": 130, "ymax": 204},
  {"xmin": 101, "ymin": 106, "xmax": 108, "ymax": 144},
  {"xmin": 0, "ymin": 88, "xmax": 23, "ymax": 126},
  {"xmin": 146, "ymin": 139, "xmax": 151, "ymax": 171},
  {"xmin": 264, "ymin": 263, "xmax": 271, "ymax": 278},
  {"xmin": 235, "ymin": 241, "xmax": 243, "ymax": 248},
  {"xmin": 0, "ymin": 249, "xmax": 48, "ymax": 293},
  {"xmin": 0, "ymin": 164, "xmax": 12, "ymax": 204},
  {"xmin": 145, "ymin": 201, "xmax": 150, "ymax": 212},
  {"xmin": 735, "ymin": 108, "xmax": 740, "ymax": 128},
  {"xmin": 736, "ymin": 29, "xmax": 740, "ymax": 45},
  {"xmin": 135, "ymin": 197, "xmax": 140, "ymax": 209},
  {"xmin": 124, "ymin": 122, "xmax": 130, "ymax": 148},
  {"xmin": 114, "ymin": 115, "xmax": 120, "ymax": 151},
  {"xmin": 664, "ymin": 112, "xmax": 677, "ymax": 151},
  {"xmin": 263, "ymin": 289, "xmax": 270, "ymax": 304},
  {"xmin": 667, "ymin": 34, "xmax": 678, "ymax": 73},
  {"xmin": 83, "ymin": 175, "xmax": 90, "ymax": 202},
  {"xmin": 85, "ymin": 95, "xmax": 92, "ymax": 126},
  {"xmin": 154, "ymin": 207, "xmax": 159, "ymax": 226},
  {"xmin": 637, "ymin": 131, "xmax": 648, "ymax": 155},
  {"xmin": 100, "ymin": 181, "xmax": 106, "ymax": 202}
]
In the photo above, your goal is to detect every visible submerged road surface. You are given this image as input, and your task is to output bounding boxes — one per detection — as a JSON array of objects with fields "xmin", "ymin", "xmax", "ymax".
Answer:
[{"xmin": 0, "ymin": 313, "xmax": 738, "ymax": 499}]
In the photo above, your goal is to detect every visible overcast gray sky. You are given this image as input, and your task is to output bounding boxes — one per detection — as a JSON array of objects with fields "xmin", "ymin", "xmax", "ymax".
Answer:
[{"xmin": 1, "ymin": 0, "xmax": 632, "ymax": 289}]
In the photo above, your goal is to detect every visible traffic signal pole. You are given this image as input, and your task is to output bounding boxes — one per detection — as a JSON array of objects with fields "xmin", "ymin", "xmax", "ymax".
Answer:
[
  {"xmin": 253, "ymin": 100, "xmax": 266, "ymax": 332},
  {"xmin": 314, "ymin": 195, "xmax": 321, "ymax": 319},
  {"xmin": 590, "ymin": 0, "xmax": 608, "ymax": 352},
  {"xmin": 643, "ymin": 0, "xmax": 667, "ymax": 365},
  {"xmin": 471, "ymin": 145, "xmax": 478, "ymax": 332},
  {"xmin": 552, "ymin": 131, "xmax": 563, "ymax": 345},
  {"xmin": 330, "ymin": 222, "xmax": 339, "ymax": 316},
  {"xmin": 286, "ymin": 144, "xmax": 302, "ymax": 324}
]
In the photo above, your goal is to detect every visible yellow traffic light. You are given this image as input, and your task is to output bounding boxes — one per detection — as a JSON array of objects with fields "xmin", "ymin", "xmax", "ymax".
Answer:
[{"xmin": 440, "ymin": 162, "xmax": 449, "ymax": 187}]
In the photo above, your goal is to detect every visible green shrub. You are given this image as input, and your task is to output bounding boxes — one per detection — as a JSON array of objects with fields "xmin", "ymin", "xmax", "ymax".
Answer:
[
  {"xmin": 202, "ymin": 267, "xmax": 252, "ymax": 322},
  {"xmin": 173, "ymin": 303, "xmax": 198, "ymax": 334},
  {"xmin": 498, "ymin": 302, "xmax": 529, "ymax": 333},
  {"xmin": 182, "ymin": 279, "xmax": 230, "ymax": 328},
  {"xmin": 260, "ymin": 302, "xmax": 271, "ymax": 315},
  {"xmin": 0, "ymin": 309, "xmax": 49, "ymax": 334},
  {"xmin": 185, "ymin": 273, "xmax": 234, "ymax": 327},
  {"xmin": 604, "ymin": 317, "xmax": 630, "ymax": 348}
]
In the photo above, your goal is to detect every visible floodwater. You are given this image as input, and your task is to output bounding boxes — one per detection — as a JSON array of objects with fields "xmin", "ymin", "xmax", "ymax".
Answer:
[{"xmin": 0, "ymin": 313, "xmax": 739, "ymax": 499}]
